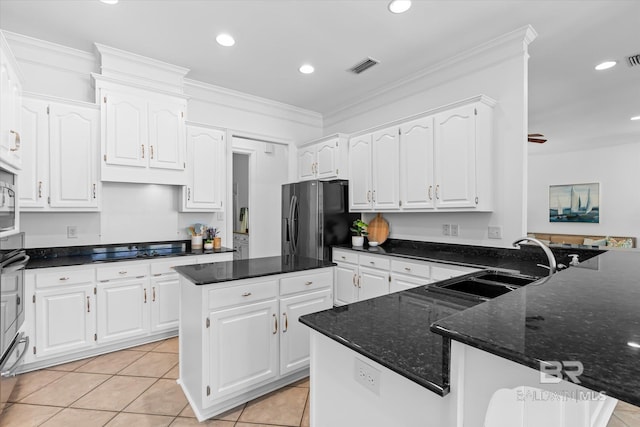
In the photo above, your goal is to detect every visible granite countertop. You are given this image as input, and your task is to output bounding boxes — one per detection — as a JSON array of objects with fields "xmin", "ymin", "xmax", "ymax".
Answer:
[
  {"xmin": 336, "ymin": 239, "xmax": 603, "ymax": 277},
  {"xmin": 300, "ymin": 287, "xmax": 481, "ymax": 395},
  {"xmin": 431, "ymin": 249, "xmax": 640, "ymax": 406},
  {"xmin": 26, "ymin": 240, "xmax": 235, "ymax": 269},
  {"xmin": 175, "ymin": 255, "xmax": 335, "ymax": 285}
]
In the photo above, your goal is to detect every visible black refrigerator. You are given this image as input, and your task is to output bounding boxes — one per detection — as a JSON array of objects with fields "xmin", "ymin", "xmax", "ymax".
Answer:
[{"xmin": 282, "ymin": 180, "xmax": 358, "ymax": 261}]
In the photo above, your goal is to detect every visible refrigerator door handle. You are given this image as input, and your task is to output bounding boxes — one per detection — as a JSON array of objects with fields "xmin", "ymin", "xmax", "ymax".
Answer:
[{"xmin": 290, "ymin": 195, "xmax": 298, "ymax": 254}]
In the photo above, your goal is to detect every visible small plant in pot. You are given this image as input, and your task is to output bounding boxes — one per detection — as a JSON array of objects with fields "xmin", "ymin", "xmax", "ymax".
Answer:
[{"xmin": 350, "ymin": 219, "xmax": 368, "ymax": 247}]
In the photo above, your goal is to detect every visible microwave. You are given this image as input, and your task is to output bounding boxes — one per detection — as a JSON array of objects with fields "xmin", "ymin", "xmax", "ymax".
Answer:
[{"xmin": 0, "ymin": 167, "xmax": 18, "ymax": 237}]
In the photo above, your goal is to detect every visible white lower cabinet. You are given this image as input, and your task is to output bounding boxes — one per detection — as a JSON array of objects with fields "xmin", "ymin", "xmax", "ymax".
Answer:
[
  {"xmin": 179, "ymin": 267, "xmax": 333, "ymax": 421},
  {"xmin": 97, "ymin": 277, "xmax": 150, "ymax": 344},
  {"xmin": 334, "ymin": 262, "xmax": 358, "ymax": 305},
  {"xmin": 34, "ymin": 284, "xmax": 95, "ymax": 359},
  {"xmin": 357, "ymin": 266, "xmax": 390, "ymax": 301},
  {"xmin": 150, "ymin": 273, "xmax": 180, "ymax": 332}
]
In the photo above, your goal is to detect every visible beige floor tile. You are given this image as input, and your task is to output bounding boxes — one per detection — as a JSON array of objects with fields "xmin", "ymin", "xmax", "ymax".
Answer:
[
  {"xmin": 9, "ymin": 369, "xmax": 67, "ymax": 402},
  {"xmin": 20, "ymin": 372, "xmax": 110, "ymax": 407},
  {"xmin": 617, "ymin": 401, "xmax": 640, "ymax": 413},
  {"xmin": 608, "ymin": 414, "xmax": 630, "ymax": 427},
  {"xmin": 162, "ymin": 363, "xmax": 179, "ymax": 379},
  {"xmin": 301, "ymin": 396, "xmax": 310, "ymax": 427},
  {"xmin": 72, "ymin": 375, "xmax": 157, "ymax": 411},
  {"xmin": 178, "ymin": 403, "xmax": 244, "ymax": 421},
  {"xmin": 105, "ymin": 412, "xmax": 174, "ymax": 427},
  {"xmin": 46, "ymin": 356, "xmax": 95, "ymax": 372},
  {"xmin": 238, "ymin": 386, "xmax": 308, "ymax": 426},
  {"xmin": 124, "ymin": 378, "xmax": 187, "ymax": 416},
  {"xmin": 616, "ymin": 411, "xmax": 640, "ymax": 426},
  {"xmin": 128, "ymin": 341, "xmax": 162, "ymax": 352},
  {"xmin": 170, "ymin": 418, "xmax": 234, "ymax": 426},
  {"xmin": 119, "ymin": 352, "xmax": 178, "ymax": 377},
  {"xmin": 75, "ymin": 350, "xmax": 146, "ymax": 375},
  {"xmin": 235, "ymin": 423, "xmax": 290, "ymax": 427},
  {"xmin": 40, "ymin": 407, "xmax": 118, "ymax": 427},
  {"xmin": 153, "ymin": 337, "xmax": 178, "ymax": 353},
  {"xmin": 178, "ymin": 404, "xmax": 196, "ymax": 418},
  {"xmin": 291, "ymin": 377, "xmax": 310, "ymax": 388},
  {"xmin": 0, "ymin": 403, "xmax": 62, "ymax": 427}
]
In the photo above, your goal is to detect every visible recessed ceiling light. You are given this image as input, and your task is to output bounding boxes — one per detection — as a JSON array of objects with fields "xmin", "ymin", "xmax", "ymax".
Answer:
[
  {"xmin": 628, "ymin": 342, "xmax": 640, "ymax": 349},
  {"xmin": 216, "ymin": 33, "xmax": 235, "ymax": 47},
  {"xmin": 99, "ymin": 0, "xmax": 119, "ymax": 4},
  {"xmin": 388, "ymin": 0, "xmax": 412, "ymax": 14},
  {"xmin": 631, "ymin": 116, "xmax": 640, "ymax": 121},
  {"xmin": 594, "ymin": 60, "xmax": 617, "ymax": 71},
  {"xmin": 299, "ymin": 64, "xmax": 315, "ymax": 74}
]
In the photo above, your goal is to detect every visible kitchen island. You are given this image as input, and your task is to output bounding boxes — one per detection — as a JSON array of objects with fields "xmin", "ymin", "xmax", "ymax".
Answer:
[
  {"xmin": 175, "ymin": 255, "xmax": 334, "ymax": 422},
  {"xmin": 301, "ymin": 247, "xmax": 631, "ymax": 427}
]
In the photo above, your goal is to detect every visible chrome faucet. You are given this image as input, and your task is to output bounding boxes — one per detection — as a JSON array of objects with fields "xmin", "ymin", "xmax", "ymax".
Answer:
[{"xmin": 512, "ymin": 237, "xmax": 557, "ymax": 277}]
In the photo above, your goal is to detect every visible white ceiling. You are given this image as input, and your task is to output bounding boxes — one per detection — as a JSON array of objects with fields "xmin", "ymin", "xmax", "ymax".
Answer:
[{"xmin": 0, "ymin": 0, "xmax": 638, "ymax": 153}]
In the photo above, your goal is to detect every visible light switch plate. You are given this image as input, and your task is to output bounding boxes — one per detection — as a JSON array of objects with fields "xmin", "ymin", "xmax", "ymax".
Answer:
[
  {"xmin": 442, "ymin": 224, "xmax": 451, "ymax": 236},
  {"xmin": 67, "ymin": 226, "xmax": 78, "ymax": 239},
  {"xmin": 451, "ymin": 224, "xmax": 459, "ymax": 237}
]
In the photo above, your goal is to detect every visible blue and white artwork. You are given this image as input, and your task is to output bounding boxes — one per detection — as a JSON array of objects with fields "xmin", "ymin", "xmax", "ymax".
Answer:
[{"xmin": 549, "ymin": 183, "xmax": 599, "ymax": 223}]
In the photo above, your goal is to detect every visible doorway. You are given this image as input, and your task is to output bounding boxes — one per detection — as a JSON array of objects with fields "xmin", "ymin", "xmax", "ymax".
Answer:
[{"xmin": 232, "ymin": 153, "xmax": 250, "ymax": 260}]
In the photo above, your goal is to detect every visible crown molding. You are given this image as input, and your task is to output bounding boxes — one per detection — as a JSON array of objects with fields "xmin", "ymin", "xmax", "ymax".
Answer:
[
  {"xmin": 2, "ymin": 29, "xmax": 95, "ymax": 62},
  {"xmin": 94, "ymin": 42, "xmax": 189, "ymax": 77},
  {"xmin": 22, "ymin": 91, "xmax": 99, "ymax": 109}
]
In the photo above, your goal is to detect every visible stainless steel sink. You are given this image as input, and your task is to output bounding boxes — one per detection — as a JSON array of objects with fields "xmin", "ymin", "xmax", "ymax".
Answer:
[{"xmin": 433, "ymin": 270, "xmax": 540, "ymax": 300}]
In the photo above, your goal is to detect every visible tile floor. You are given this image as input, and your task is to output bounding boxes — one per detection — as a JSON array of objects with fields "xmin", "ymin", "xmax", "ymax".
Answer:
[{"xmin": 1, "ymin": 336, "xmax": 638, "ymax": 426}]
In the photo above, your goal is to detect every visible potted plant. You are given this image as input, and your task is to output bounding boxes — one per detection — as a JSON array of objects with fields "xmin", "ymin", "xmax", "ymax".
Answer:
[{"xmin": 350, "ymin": 219, "xmax": 368, "ymax": 247}]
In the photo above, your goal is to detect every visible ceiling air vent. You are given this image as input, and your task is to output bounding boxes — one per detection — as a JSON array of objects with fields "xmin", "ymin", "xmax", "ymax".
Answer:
[
  {"xmin": 627, "ymin": 53, "xmax": 640, "ymax": 67},
  {"xmin": 348, "ymin": 57, "xmax": 379, "ymax": 74}
]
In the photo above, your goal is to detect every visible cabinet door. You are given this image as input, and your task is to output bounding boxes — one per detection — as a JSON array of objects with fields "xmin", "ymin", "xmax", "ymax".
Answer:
[
  {"xmin": 390, "ymin": 274, "xmax": 431, "ymax": 293},
  {"xmin": 297, "ymin": 146, "xmax": 316, "ymax": 181},
  {"xmin": 97, "ymin": 278, "xmax": 150, "ymax": 344},
  {"xmin": 48, "ymin": 103, "xmax": 99, "ymax": 208},
  {"xmin": 103, "ymin": 91, "xmax": 147, "ymax": 168},
  {"xmin": 183, "ymin": 126, "xmax": 225, "ymax": 210},
  {"xmin": 280, "ymin": 288, "xmax": 332, "ymax": 375},
  {"xmin": 334, "ymin": 262, "xmax": 358, "ymax": 306},
  {"xmin": 0, "ymin": 47, "xmax": 22, "ymax": 169},
  {"xmin": 372, "ymin": 126, "xmax": 400, "ymax": 209},
  {"xmin": 348, "ymin": 135, "xmax": 372, "ymax": 211},
  {"xmin": 434, "ymin": 104, "xmax": 477, "ymax": 208},
  {"xmin": 358, "ymin": 266, "xmax": 389, "ymax": 302},
  {"xmin": 207, "ymin": 299, "xmax": 278, "ymax": 403},
  {"xmin": 315, "ymin": 139, "xmax": 338, "ymax": 179},
  {"xmin": 150, "ymin": 274, "xmax": 179, "ymax": 333},
  {"xmin": 34, "ymin": 284, "xmax": 95, "ymax": 359},
  {"xmin": 148, "ymin": 99, "xmax": 185, "ymax": 171},
  {"xmin": 400, "ymin": 116, "xmax": 434, "ymax": 209},
  {"xmin": 19, "ymin": 98, "xmax": 48, "ymax": 209}
]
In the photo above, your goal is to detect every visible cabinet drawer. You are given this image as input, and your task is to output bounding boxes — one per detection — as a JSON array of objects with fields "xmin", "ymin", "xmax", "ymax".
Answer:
[
  {"xmin": 35, "ymin": 268, "xmax": 95, "ymax": 288},
  {"xmin": 333, "ymin": 249, "xmax": 358, "ymax": 264},
  {"xmin": 208, "ymin": 280, "xmax": 278, "ymax": 310},
  {"xmin": 359, "ymin": 254, "xmax": 390, "ymax": 270},
  {"xmin": 97, "ymin": 264, "xmax": 149, "ymax": 282},
  {"xmin": 280, "ymin": 269, "xmax": 332, "ymax": 296},
  {"xmin": 391, "ymin": 259, "xmax": 430, "ymax": 278},
  {"xmin": 150, "ymin": 257, "xmax": 195, "ymax": 276}
]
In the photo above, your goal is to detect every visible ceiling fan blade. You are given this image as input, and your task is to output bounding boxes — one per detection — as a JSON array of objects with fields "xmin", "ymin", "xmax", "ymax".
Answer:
[
  {"xmin": 528, "ymin": 137, "xmax": 547, "ymax": 143},
  {"xmin": 528, "ymin": 133, "xmax": 545, "ymax": 137}
]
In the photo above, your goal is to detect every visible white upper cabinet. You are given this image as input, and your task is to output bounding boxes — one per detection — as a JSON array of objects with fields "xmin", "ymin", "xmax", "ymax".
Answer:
[
  {"xmin": 0, "ymin": 32, "xmax": 23, "ymax": 170},
  {"xmin": 372, "ymin": 126, "xmax": 400, "ymax": 210},
  {"xmin": 148, "ymin": 98, "xmax": 185, "ymax": 171},
  {"xmin": 297, "ymin": 134, "xmax": 348, "ymax": 181},
  {"xmin": 20, "ymin": 95, "xmax": 100, "ymax": 211},
  {"xmin": 49, "ymin": 102, "xmax": 100, "ymax": 209},
  {"xmin": 349, "ymin": 95, "xmax": 495, "ymax": 213},
  {"xmin": 400, "ymin": 116, "xmax": 434, "ymax": 209},
  {"xmin": 348, "ymin": 134, "xmax": 373, "ymax": 211},
  {"xmin": 181, "ymin": 124, "xmax": 225, "ymax": 212},
  {"xmin": 103, "ymin": 90, "xmax": 147, "ymax": 168}
]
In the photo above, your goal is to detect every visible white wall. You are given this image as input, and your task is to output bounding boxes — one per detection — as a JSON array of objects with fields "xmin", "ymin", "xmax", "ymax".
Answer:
[
  {"xmin": 325, "ymin": 27, "xmax": 536, "ymax": 247},
  {"xmin": 528, "ymin": 142, "xmax": 640, "ymax": 239},
  {"xmin": 4, "ymin": 30, "xmax": 322, "ymax": 249}
]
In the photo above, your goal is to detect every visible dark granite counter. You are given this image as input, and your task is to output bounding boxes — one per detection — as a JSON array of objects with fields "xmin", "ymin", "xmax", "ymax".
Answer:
[
  {"xmin": 300, "ymin": 286, "xmax": 481, "ymax": 395},
  {"xmin": 175, "ymin": 255, "xmax": 335, "ymax": 285},
  {"xmin": 431, "ymin": 249, "xmax": 640, "ymax": 406},
  {"xmin": 26, "ymin": 240, "xmax": 235, "ymax": 269},
  {"xmin": 337, "ymin": 239, "xmax": 603, "ymax": 277}
]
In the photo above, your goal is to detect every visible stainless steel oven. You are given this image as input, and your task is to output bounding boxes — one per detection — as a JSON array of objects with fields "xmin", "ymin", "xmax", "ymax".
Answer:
[
  {"xmin": 0, "ymin": 232, "xmax": 29, "ymax": 415},
  {"xmin": 0, "ymin": 167, "xmax": 18, "ymax": 236}
]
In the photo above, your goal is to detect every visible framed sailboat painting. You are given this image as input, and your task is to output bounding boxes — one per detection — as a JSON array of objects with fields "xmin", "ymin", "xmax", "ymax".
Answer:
[{"xmin": 549, "ymin": 183, "xmax": 600, "ymax": 223}]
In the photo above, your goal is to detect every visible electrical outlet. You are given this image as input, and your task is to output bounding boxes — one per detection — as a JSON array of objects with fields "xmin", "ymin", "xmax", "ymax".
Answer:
[
  {"xmin": 216, "ymin": 212, "xmax": 224, "ymax": 221},
  {"xmin": 450, "ymin": 224, "xmax": 459, "ymax": 237},
  {"xmin": 67, "ymin": 226, "xmax": 78, "ymax": 239},
  {"xmin": 442, "ymin": 224, "xmax": 451, "ymax": 236},
  {"xmin": 488, "ymin": 226, "xmax": 502, "ymax": 239},
  {"xmin": 354, "ymin": 358, "xmax": 380, "ymax": 395}
]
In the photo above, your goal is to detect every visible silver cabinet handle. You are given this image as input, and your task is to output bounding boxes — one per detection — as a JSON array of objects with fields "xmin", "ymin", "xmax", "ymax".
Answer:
[
  {"xmin": 372, "ymin": 191, "xmax": 376, "ymax": 202},
  {"xmin": 119, "ymin": 271, "xmax": 127, "ymax": 275},
  {"xmin": 353, "ymin": 273, "xmax": 357, "ymax": 287},
  {"xmin": 59, "ymin": 277, "xmax": 69, "ymax": 281},
  {"xmin": 405, "ymin": 267, "xmax": 411, "ymax": 272},
  {"xmin": 144, "ymin": 288, "xmax": 147, "ymax": 303},
  {"xmin": 370, "ymin": 261, "xmax": 375, "ymax": 265},
  {"xmin": 87, "ymin": 296, "xmax": 90, "ymax": 313},
  {"xmin": 141, "ymin": 144, "xmax": 145, "ymax": 159},
  {"xmin": 305, "ymin": 281, "xmax": 313, "ymax": 286},
  {"xmin": 93, "ymin": 184, "xmax": 96, "ymax": 199},
  {"xmin": 187, "ymin": 188, "xmax": 191, "ymax": 201},
  {"xmin": 150, "ymin": 145, "xmax": 154, "ymax": 159},
  {"xmin": 9, "ymin": 130, "xmax": 20, "ymax": 151},
  {"xmin": 428, "ymin": 185, "xmax": 433, "ymax": 200},
  {"xmin": 341, "ymin": 256, "xmax": 346, "ymax": 260},
  {"xmin": 242, "ymin": 292, "xmax": 252, "ymax": 297},
  {"xmin": 357, "ymin": 275, "xmax": 361, "ymax": 288},
  {"xmin": 435, "ymin": 185, "xmax": 440, "ymax": 200},
  {"xmin": 367, "ymin": 191, "xmax": 371, "ymax": 202},
  {"xmin": 38, "ymin": 181, "xmax": 43, "ymax": 198},
  {"xmin": 283, "ymin": 313, "xmax": 288, "ymax": 333},
  {"xmin": 152, "ymin": 287, "xmax": 156, "ymax": 302},
  {"xmin": 273, "ymin": 314, "xmax": 278, "ymax": 334}
]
